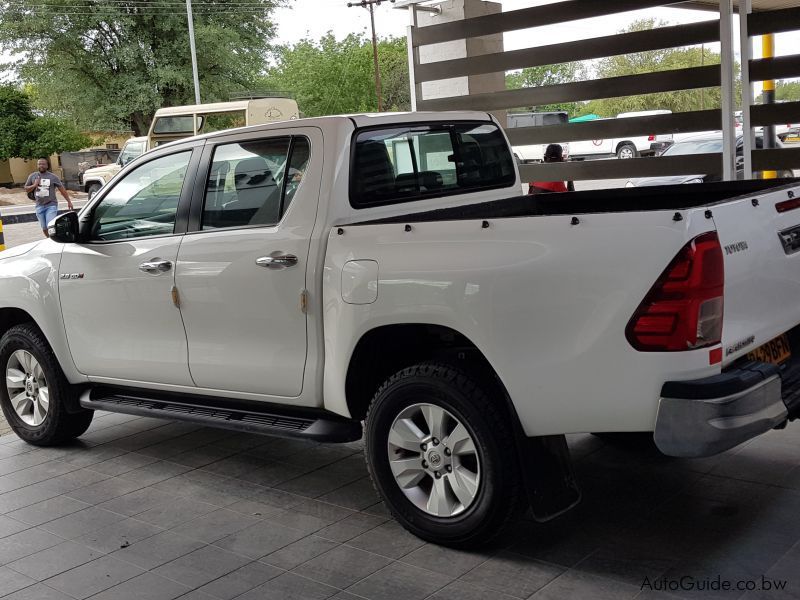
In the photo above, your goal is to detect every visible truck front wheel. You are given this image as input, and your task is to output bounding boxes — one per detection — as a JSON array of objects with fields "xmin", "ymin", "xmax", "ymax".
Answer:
[
  {"xmin": 365, "ymin": 362, "xmax": 525, "ymax": 547},
  {"xmin": 87, "ymin": 183, "xmax": 101, "ymax": 199},
  {"xmin": 0, "ymin": 324, "xmax": 93, "ymax": 446}
]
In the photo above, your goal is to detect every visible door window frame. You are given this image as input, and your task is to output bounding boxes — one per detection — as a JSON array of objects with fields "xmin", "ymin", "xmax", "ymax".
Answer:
[
  {"xmin": 77, "ymin": 141, "xmax": 204, "ymax": 245},
  {"xmin": 185, "ymin": 129, "xmax": 314, "ymax": 235}
]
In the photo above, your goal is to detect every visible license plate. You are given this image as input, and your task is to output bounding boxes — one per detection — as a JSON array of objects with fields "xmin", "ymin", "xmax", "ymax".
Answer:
[
  {"xmin": 786, "ymin": 136, "xmax": 800, "ymax": 143},
  {"xmin": 746, "ymin": 334, "xmax": 792, "ymax": 365}
]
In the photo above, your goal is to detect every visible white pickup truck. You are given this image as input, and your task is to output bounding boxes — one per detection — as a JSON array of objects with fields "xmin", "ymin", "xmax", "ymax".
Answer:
[{"xmin": 1, "ymin": 112, "xmax": 799, "ymax": 547}]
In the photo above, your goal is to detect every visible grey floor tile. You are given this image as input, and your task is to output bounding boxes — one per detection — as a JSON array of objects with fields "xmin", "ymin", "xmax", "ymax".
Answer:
[
  {"xmin": 151, "ymin": 475, "xmax": 240, "ymax": 508},
  {"xmin": 347, "ymin": 521, "xmax": 426, "ymax": 559},
  {"xmin": 292, "ymin": 544, "xmax": 391, "ymax": 589},
  {"xmin": 97, "ymin": 485, "xmax": 179, "ymax": 517},
  {"xmin": 1, "ymin": 583, "xmax": 74, "ymax": 600},
  {"xmin": 112, "ymin": 529, "xmax": 205, "ymax": 569},
  {"xmin": 0, "ymin": 481, "xmax": 62, "ymax": 513},
  {"xmin": 0, "ymin": 566, "xmax": 36, "ymax": 597},
  {"xmin": 43, "ymin": 555, "xmax": 144, "ymax": 599},
  {"xmin": 401, "ymin": 543, "xmax": 489, "ymax": 578},
  {"xmin": 196, "ymin": 561, "xmax": 283, "ymax": 600},
  {"xmin": 318, "ymin": 477, "xmax": 381, "ymax": 511},
  {"xmin": 174, "ymin": 590, "xmax": 217, "ymax": 600},
  {"xmin": 120, "ymin": 460, "xmax": 193, "ymax": 486},
  {"xmin": 153, "ymin": 544, "xmax": 251, "ymax": 587},
  {"xmin": 38, "ymin": 468, "xmax": 111, "ymax": 495},
  {"xmin": 0, "ymin": 527, "xmax": 64, "ymax": 565},
  {"xmin": 88, "ymin": 572, "xmax": 192, "ymax": 600},
  {"xmin": 315, "ymin": 512, "xmax": 386, "ymax": 543},
  {"xmin": 214, "ymin": 521, "xmax": 308, "ymax": 559},
  {"xmin": 136, "ymin": 496, "xmax": 219, "ymax": 529},
  {"xmin": 40, "ymin": 506, "xmax": 127, "ymax": 540},
  {"xmin": 7, "ymin": 540, "xmax": 104, "ymax": 581},
  {"xmin": 346, "ymin": 561, "xmax": 453, "ymax": 600},
  {"xmin": 76, "ymin": 517, "xmax": 165, "ymax": 554},
  {"xmin": 59, "ymin": 446, "xmax": 127, "ymax": 469},
  {"xmin": 532, "ymin": 569, "xmax": 641, "ymax": 599},
  {"xmin": 428, "ymin": 580, "xmax": 519, "ymax": 600},
  {"xmin": 89, "ymin": 452, "xmax": 161, "ymax": 476},
  {"xmin": 261, "ymin": 535, "xmax": 339, "ymax": 570},
  {"xmin": 0, "ymin": 452, "xmax": 54, "ymax": 476},
  {"xmin": 7, "ymin": 495, "xmax": 91, "ymax": 527},
  {"xmin": 169, "ymin": 446, "xmax": 239, "ymax": 469},
  {"xmin": 224, "ymin": 499, "xmax": 283, "ymax": 520},
  {"xmin": 0, "ymin": 516, "xmax": 29, "ymax": 539},
  {"xmin": 576, "ymin": 541, "xmax": 679, "ymax": 587},
  {"xmin": 236, "ymin": 571, "xmax": 340, "ymax": 600},
  {"xmin": 171, "ymin": 508, "xmax": 260, "ymax": 543},
  {"xmin": 459, "ymin": 551, "xmax": 564, "ymax": 599},
  {"xmin": 65, "ymin": 476, "xmax": 146, "ymax": 504}
]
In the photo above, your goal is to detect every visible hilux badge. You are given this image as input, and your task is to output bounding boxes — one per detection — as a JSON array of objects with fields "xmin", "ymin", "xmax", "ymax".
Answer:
[{"xmin": 59, "ymin": 273, "xmax": 84, "ymax": 280}]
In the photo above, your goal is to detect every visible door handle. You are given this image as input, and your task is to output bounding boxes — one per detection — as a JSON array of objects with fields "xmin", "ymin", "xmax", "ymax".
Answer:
[
  {"xmin": 256, "ymin": 254, "xmax": 298, "ymax": 269},
  {"xmin": 139, "ymin": 259, "xmax": 172, "ymax": 274}
]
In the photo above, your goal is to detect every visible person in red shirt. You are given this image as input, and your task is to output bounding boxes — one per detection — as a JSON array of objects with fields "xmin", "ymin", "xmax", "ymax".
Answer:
[{"xmin": 529, "ymin": 144, "xmax": 575, "ymax": 194}]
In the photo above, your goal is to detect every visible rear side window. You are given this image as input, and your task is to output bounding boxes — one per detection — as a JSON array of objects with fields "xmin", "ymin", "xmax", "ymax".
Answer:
[{"xmin": 350, "ymin": 122, "xmax": 516, "ymax": 208}]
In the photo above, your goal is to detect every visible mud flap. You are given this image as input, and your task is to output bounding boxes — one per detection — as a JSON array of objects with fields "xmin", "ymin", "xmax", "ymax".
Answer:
[{"xmin": 518, "ymin": 434, "xmax": 582, "ymax": 521}]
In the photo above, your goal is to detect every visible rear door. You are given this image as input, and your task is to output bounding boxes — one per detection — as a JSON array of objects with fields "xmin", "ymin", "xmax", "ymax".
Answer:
[
  {"xmin": 174, "ymin": 126, "xmax": 322, "ymax": 400},
  {"xmin": 711, "ymin": 182, "xmax": 800, "ymax": 364}
]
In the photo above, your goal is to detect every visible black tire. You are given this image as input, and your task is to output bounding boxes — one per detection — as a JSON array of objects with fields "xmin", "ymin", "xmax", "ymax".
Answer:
[
  {"xmin": 364, "ymin": 362, "xmax": 525, "ymax": 548},
  {"xmin": 0, "ymin": 323, "xmax": 93, "ymax": 446},
  {"xmin": 87, "ymin": 183, "xmax": 101, "ymax": 199},
  {"xmin": 616, "ymin": 143, "xmax": 639, "ymax": 159}
]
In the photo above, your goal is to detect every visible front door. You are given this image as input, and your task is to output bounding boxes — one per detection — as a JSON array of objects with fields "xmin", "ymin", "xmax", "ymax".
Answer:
[
  {"xmin": 175, "ymin": 128, "xmax": 321, "ymax": 399},
  {"xmin": 59, "ymin": 148, "xmax": 198, "ymax": 386}
]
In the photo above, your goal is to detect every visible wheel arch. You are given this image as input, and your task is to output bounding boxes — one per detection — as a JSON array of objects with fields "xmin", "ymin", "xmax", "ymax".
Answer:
[
  {"xmin": 615, "ymin": 140, "xmax": 636, "ymax": 153},
  {"xmin": 344, "ymin": 323, "xmax": 515, "ymax": 424}
]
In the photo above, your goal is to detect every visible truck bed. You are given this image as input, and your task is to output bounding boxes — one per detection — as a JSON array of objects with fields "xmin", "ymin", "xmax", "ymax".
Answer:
[{"xmin": 355, "ymin": 179, "xmax": 797, "ymax": 225}]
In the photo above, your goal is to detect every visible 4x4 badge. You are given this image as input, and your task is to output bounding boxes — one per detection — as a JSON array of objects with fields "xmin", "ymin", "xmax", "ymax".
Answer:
[{"xmin": 59, "ymin": 273, "xmax": 84, "ymax": 280}]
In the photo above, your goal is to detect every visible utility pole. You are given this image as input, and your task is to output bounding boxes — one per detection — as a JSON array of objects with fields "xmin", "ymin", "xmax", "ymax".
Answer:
[
  {"xmin": 186, "ymin": 0, "xmax": 201, "ymax": 104},
  {"xmin": 347, "ymin": 0, "xmax": 395, "ymax": 112}
]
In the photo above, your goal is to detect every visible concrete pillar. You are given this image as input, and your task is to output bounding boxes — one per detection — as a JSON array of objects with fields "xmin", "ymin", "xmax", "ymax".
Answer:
[{"xmin": 417, "ymin": 0, "xmax": 506, "ymax": 123}]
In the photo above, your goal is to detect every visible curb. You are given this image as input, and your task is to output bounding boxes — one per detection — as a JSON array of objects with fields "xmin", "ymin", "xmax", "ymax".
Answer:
[{"xmin": 0, "ymin": 209, "xmax": 71, "ymax": 226}]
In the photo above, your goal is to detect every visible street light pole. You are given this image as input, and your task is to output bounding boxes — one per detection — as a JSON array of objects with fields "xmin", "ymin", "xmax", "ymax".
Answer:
[
  {"xmin": 347, "ymin": 0, "xmax": 395, "ymax": 112},
  {"xmin": 186, "ymin": 0, "xmax": 201, "ymax": 104}
]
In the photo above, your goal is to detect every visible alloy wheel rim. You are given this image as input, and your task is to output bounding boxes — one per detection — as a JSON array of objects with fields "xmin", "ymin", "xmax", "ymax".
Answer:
[
  {"xmin": 387, "ymin": 402, "xmax": 481, "ymax": 517},
  {"xmin": 6, "ymin": 350, "xmax": 49, "ymax": 427}
]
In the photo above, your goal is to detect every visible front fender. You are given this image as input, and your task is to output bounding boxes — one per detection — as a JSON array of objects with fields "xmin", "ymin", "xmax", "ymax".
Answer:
[{"xmin": 0, "ymin": 240, "xmax": 86, "ymax": 384}]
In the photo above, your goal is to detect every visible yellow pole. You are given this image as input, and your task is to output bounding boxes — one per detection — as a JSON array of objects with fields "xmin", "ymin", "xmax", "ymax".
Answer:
[
  {"xmin": 762, "ymin": 34, "xmax": 777, "ymax": 179},
  {"xmin": 0, "ymin": 216, "xmax": 5, "ymax": 252}
]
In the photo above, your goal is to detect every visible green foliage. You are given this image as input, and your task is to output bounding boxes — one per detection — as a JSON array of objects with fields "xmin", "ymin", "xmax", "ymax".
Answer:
[
  {"xmin": 0, "ymin": 0, "xmax": 283, "ymax": 134},
  {"xmin": 0, "ymin": 84, "xmax": 90, "ymax": 160},
  {"xmin": 585, "ymin": 18, "xmax": 735, "ymax": 117},
  {"xmin": 261, "ymin": 33, "xmax": 410, "ymax": 116},
  {"xmin": 505, "ymin": 62, "xmax": 587, "ymax": 117},
  {"xmin": 776, "ymin": 80, "xmax": 800, "ymax": 102}
]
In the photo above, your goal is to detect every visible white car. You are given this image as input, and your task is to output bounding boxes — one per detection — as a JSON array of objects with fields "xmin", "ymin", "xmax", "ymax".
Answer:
[
  {"xmin": 569, "ymin": 110, "xmax": 674, "ymax": 159},
  {"xmin": 1, "ymin": 112, "xmax": 799, "ymax": 547}
]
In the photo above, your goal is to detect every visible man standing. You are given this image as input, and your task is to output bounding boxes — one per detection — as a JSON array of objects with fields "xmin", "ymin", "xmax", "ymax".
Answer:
[
  {"xmin": 528, "ymin": 144, "xmax": 575, "ymax": 194},
  {"xmin": 24, "ymin": 158, "xmax": 73, "ymax": 238}
]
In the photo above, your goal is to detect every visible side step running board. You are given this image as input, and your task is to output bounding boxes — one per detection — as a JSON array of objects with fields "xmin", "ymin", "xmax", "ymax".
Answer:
[{"xmin": 80, "ymin": 388, "xmax": 362, "ymax": 443}]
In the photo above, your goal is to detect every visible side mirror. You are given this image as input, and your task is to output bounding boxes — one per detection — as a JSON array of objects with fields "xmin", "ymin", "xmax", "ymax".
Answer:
[{"xmin": 48, "ymin": 211, "xmax": 79, "ymax": 243}]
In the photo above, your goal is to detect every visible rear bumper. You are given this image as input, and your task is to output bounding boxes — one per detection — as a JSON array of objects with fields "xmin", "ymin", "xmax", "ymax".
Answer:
[{"xmin": 654, "ymin": 361, "xmax": 799, "ymax": 458}]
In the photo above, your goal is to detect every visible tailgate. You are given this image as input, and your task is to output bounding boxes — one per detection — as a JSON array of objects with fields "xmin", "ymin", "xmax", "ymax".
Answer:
[{"xmin": 711, "ymin": 183, "xmax": 800, "ymax": 364}]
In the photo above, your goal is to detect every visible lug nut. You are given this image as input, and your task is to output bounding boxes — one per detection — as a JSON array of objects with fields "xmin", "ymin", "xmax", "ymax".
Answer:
[
  {"xmin": 444, "ymin": 448, "xmax": 451, "ymax": 456},
  {"xmin": 420, "ymin": 443, "xmax": 427, "ymax": 451},
  {"xmin": 421, "ymin": 460, "xmax": 428, "ymax": 469},
  {"xmin": 432, "ymin": 438, "xmax": 439, "ymax": 446},
  {"xmin": 434, "ymin": 471, "xmax": 441, "ymax": 479},
  {"xmin": 446, "ymin": 465, "xmax": 452, "ymax": 473}
]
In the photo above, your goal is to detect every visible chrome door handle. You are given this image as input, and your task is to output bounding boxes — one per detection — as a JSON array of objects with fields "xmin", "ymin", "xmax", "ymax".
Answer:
[
  {"xmin": 139, "ymin": 259, "xmax": 172, "ymax": 274},
  {"xmin": 256, "ymin": 254, "xmax": 298, "ymax": 269}
]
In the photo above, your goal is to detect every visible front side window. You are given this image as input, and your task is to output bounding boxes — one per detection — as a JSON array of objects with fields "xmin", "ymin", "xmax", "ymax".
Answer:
[
  {"xmin": 118, "ymin": 141, "xmax": 145, "ymax": 166},
  {"xmin": 90, "ymin": 151, "xmax": 191, "ymax": 241},
  {"xmin": 350, "ymin": 122, "xmax": 516, "ymax": 208},
  {"xmin": 201, "ymin": 136, "xmax": 310, "ymax": 230}
]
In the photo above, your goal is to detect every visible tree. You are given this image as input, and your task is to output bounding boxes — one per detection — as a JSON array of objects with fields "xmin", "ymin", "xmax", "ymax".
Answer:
[
  {"xmin": 585, "ymin": 19, "xmax": 736, "ymax": 117},
  {"xmin": 260, "ymin": 33, "xmax": 410, "ymax": 117},
  {"xmin": 0, "ymin": 0, "xmax": 283, "ymax": 134},
  {"xmin": 776, "ymin": 81, "xmax": 800, "ymax": 102},
  {"xmin": 0, "ymin": 85, "xmax": 90, "ymax": 160},
  {"xmin": 505, "ymin": 62, "xmax": 587, "ymax": 117}
]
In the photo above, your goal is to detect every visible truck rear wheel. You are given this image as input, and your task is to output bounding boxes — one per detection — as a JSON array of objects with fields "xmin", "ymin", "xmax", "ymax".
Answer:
[
  {"xmin": 616, "ymin": 143, "xmax": 638, "ymax": 159},
  {"xmin": 365, "ymin": 362, "xmax": 525, "ymax": 547},
  {"xmin": 0, "ymin": 324, "xmax": 93, "ymax": 446}
]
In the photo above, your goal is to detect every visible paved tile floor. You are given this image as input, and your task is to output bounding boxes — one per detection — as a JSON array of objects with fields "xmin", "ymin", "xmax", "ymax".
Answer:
[{"xmin": 0, "ymin": 412, "xmax": 799, "ymax": 600}]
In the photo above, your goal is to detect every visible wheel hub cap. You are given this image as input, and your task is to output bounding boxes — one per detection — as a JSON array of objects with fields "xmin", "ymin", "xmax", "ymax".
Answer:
[
  {"xmin": 387, "ymin": 403, "xmax": 481, "ymax": 518},
  {"xmin": 6, "ymin": 350, "xmax": 49, "ymax": 427}
]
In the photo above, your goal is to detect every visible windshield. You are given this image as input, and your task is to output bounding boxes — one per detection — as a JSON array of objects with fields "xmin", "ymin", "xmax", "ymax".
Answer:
[{"xmin": 662, "ymin": 139, "xmax": 723, "ymax": 156}]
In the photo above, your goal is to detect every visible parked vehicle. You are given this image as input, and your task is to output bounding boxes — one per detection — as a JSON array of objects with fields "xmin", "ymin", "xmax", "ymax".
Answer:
[
  {"xmin": 82, "ymin": 98, "xmax": 300, "ymax": 197},
  {"xmin": 779, "ymin": 127, "xmax": 800, "ymax": 144},
  {"xmin": 2, "ymin": 112, "xmax": 800, "ymax": 547},
  {"xmin": 626, "ymin": 133, "xmax": 795, "ymax": 187},
  {"xmin": 568, "ymin": 109, "xmax": 674, "ymax": 159},
  {"xmin": 507, "ymin": 111, "xmax": 569, "ymax": 162}
]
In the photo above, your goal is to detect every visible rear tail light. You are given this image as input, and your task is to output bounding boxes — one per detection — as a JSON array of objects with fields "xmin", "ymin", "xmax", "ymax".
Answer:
[
  {"xmin": 648, "ymin": 134, "xmax": 656, "ymax": 142},
  {"xmin": 626, "ymin": 232, "xmax": 724, "ymax": 352},
  {"xmin": 776, "ymin": 197, "xmax": 800, "ymax": 213}
]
